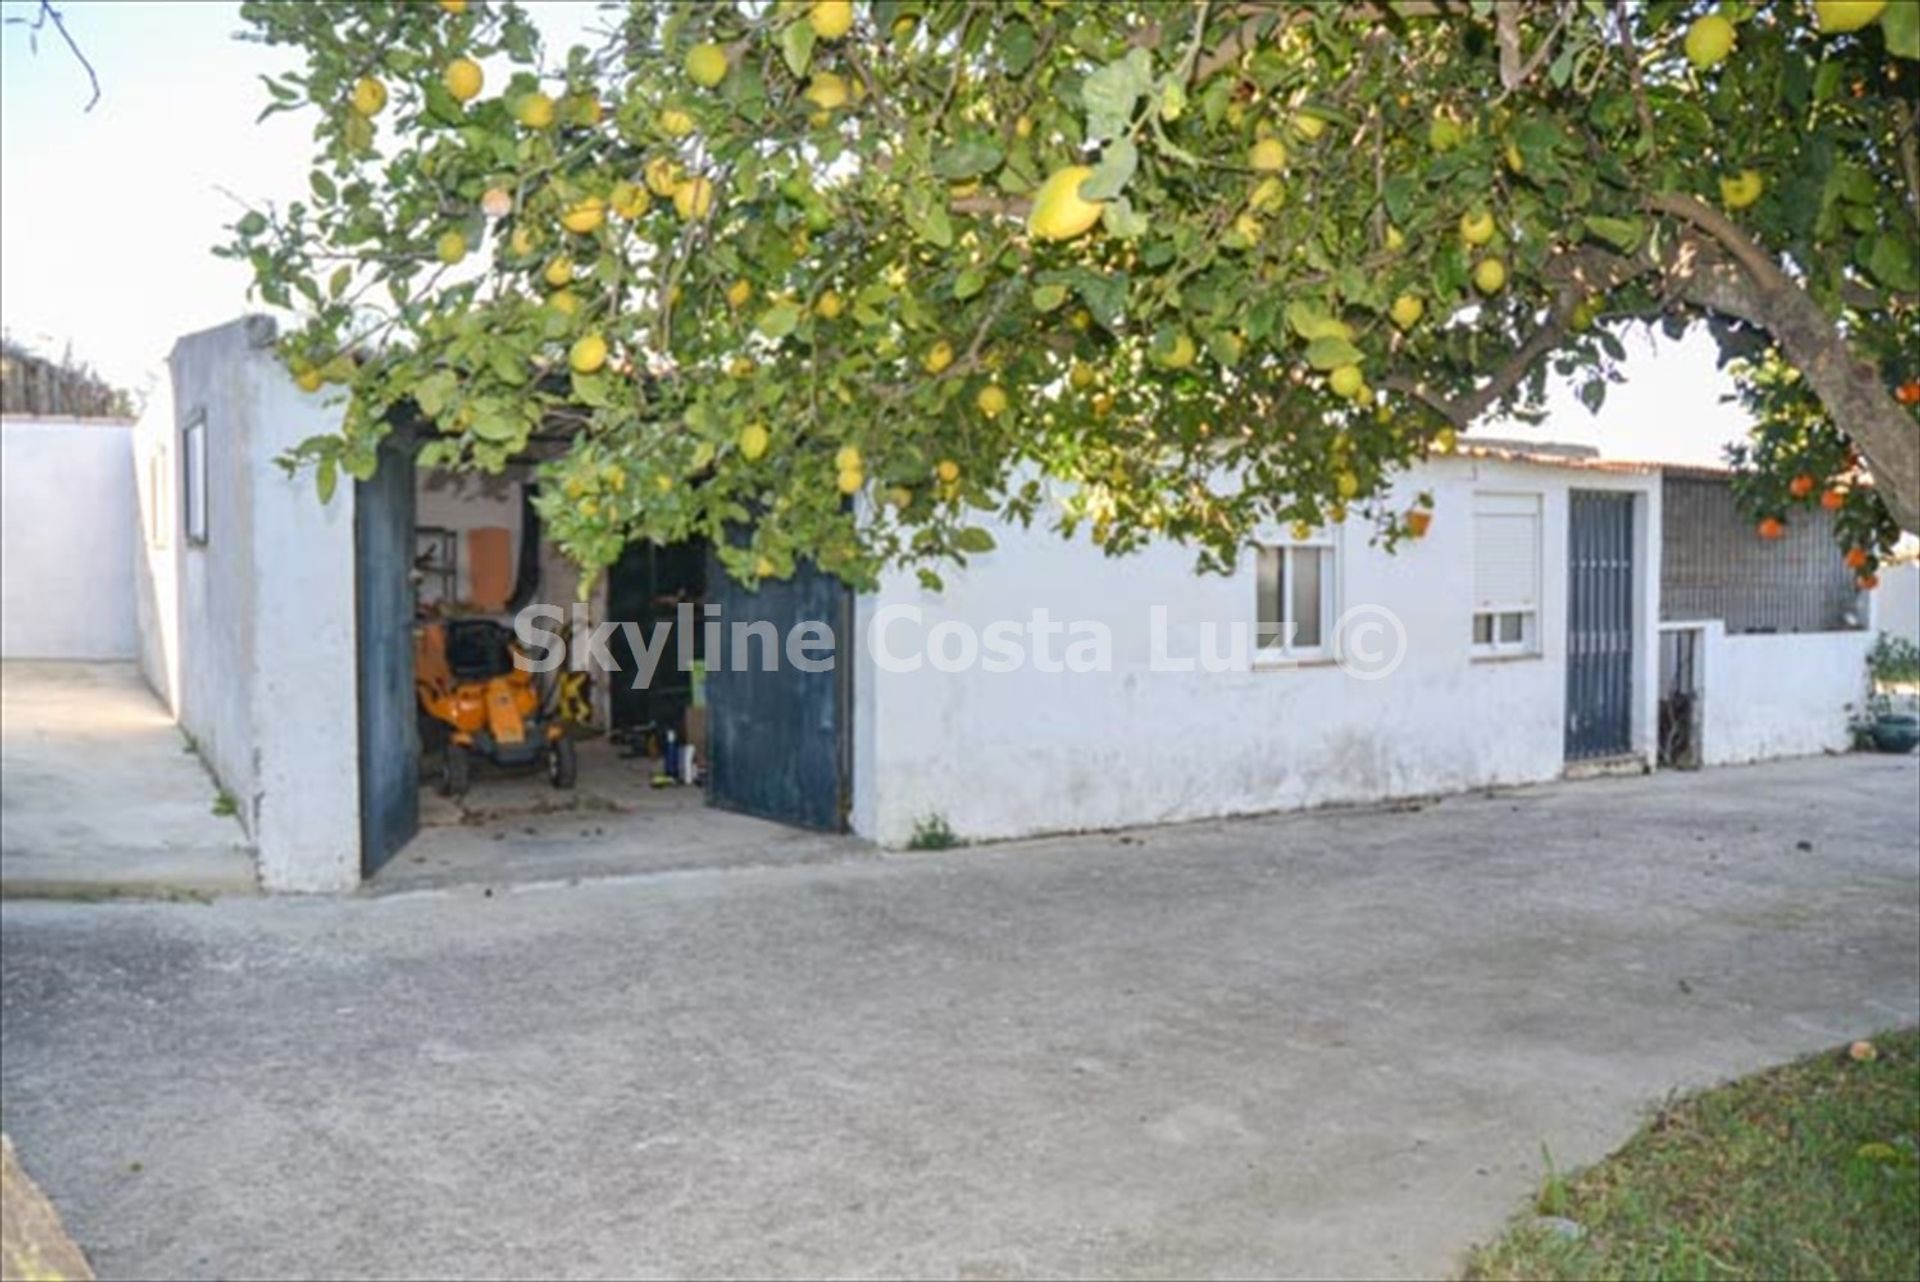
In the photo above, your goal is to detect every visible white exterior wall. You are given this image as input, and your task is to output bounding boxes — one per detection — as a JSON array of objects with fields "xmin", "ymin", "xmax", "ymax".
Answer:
[
  {"xmin": 0, "ymin": 417, "xmax": 138, "ymax": 659},
  {"xmin": 1663, "ymin": 620, "xmax": 1872, "ymax": 765},
  {"xmin": 852, "ymin": 456, "xmax": 1660, "ymax": 847},
  {"xmin": 1877, "ymin": 560, "xmax": 1920, "ymax": 648},
  {"xmin": 148, "ymin": 318, "xmax": 361, "ymax": 892}
]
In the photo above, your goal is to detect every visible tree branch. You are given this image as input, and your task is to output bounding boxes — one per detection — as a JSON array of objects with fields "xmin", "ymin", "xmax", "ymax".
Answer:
[{"xmin": 7, "ymin": 0, "xmax": 101, "ymax": 110}]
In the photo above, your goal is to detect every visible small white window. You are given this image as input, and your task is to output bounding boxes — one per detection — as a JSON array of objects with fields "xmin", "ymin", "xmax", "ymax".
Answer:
[
  {"xmin": 147, "ymin": 448, "xmax": 170, "ymax": 549},
  {"xmin": 1473, "ymin": 493, "xmax": 1540, "ymax": 657},
  {"xmin": 182, "ymin": 412, "xmax": 208, "ymax": 546},
  {"xmin": 1256, "ymin": 531, "xmax": 1336, "ymax": 661}
]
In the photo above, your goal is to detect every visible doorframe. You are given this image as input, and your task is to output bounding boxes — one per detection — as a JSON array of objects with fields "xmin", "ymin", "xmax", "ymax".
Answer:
[{"xmin": 1562, "ymin": 484, "xmax": 1658, "ymax": 769}]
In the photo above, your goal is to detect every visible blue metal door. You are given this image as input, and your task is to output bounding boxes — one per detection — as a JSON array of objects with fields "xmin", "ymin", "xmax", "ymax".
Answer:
[
  {"xmin": 355, "ymin": 436, "xmax": 420, "ymax": 876},
  {"xmin": 703, "ymin": 553, "xmax": 850, "ymax": 831},
  {"xmin": 1566, "ymin": 490, "xmax": 1636, "ymax": 761}
]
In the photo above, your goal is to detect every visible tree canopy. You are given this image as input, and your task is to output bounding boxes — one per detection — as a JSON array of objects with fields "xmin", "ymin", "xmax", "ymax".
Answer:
[{"xmin": 227, "ymin": 0, "xmax": 1920, "ymax": 591}]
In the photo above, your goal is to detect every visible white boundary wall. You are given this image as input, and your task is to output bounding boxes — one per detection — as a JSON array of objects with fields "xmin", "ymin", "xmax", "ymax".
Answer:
[{"xmin": 1, "ymin": 417, "xmax": 138, "ymax": 660}]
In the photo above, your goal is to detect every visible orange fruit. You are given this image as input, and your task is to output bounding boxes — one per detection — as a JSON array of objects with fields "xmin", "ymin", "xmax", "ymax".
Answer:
[
  {"xmin": 1756, "ymin": 517, "xmax": 1785, "ymax": 540},
  {"xmin": 1788, "ymin": 474, "xmax": 1815, "ymax": 498},
  {"xmin": 1844, "ymin": 547, "xmax": 1869, "ymax": 570},
  {"xmin": 1820, "ymin": 488, "xmax": 1846, "ymax": 511}
]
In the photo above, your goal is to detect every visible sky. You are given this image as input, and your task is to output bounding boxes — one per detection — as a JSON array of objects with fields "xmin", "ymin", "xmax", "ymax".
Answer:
[{"xmin": 1, "ymin": 0, "xmax": 1754, "ymax": 467}]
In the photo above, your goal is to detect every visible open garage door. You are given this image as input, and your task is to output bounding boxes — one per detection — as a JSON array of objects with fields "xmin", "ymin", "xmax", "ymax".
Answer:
[
  {"xmin": 703, "ymin": 555, "xmax": 851, "ymax": 831},
  {"xmin": 356, "ymin": 436, "xmax": 420, "ymax": 876}
]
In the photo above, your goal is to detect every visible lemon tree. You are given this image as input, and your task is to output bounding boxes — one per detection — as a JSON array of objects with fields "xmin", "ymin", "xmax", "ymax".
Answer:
[{"xmin": 227, "ymin": 0, "xmax": 1919, "ymax": 589}]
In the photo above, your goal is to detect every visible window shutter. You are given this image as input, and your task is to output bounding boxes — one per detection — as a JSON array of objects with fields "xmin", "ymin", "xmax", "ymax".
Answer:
[{"xmin": 1473, "ymin": 496, "xmax": 1539, "ymax": 609}]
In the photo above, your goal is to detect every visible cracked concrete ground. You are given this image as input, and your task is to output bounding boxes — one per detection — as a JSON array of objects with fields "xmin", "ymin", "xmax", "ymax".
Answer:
[{"xmin": 2, "ymin": 754, "xmax": 1915, "ymax": 1280}]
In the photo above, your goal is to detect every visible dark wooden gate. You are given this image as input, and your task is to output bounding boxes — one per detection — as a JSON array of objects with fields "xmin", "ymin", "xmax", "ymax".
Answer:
[
  {"xmin": 1566, "ymin": 490, "xmax": 1636, "ymax": 762},
  {"xmin": 355, "ymin": 436, "xmax": 420, "ymax": 876},
  {"xmin": 703, "ymin": 554, "xmax": 850, "ymax": 831}
]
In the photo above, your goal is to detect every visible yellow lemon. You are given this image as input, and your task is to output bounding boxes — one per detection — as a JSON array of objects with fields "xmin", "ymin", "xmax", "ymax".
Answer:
[
  {"xmin": 1250, "ymin": 176, "xmax": 1286, "ymax": 213},
  {"xmin": 1684, "ymin": 14, "xmax": 1735, "ymax": 69},
  {"xmin": 1720, "ymin": 169, "xmax": 1764, "ymax": 209},
  {"xmin": 561, "ymin": 196, "xmax": 606, "ymax": 234},
  {"xmin": 687, "ymin": 42, "xmax": 729, "ymax": 88},
  {"xmin": 728, "ymin": 355, "xmax": 755, "ymax": 379},
  {"xmin": 610, "ymin": 181, "xmax": 650, "ymax": 219},
  {"xmin": 1328, "ymin": 364, "xmax": 1365, "ymax": 399},
  {"xmin": 510, "ymin": 226, "xmax": 537, "ymax": 257},
  {"xmin": 444, "ymin": 57, "xmax": 483, "ymax": 103},
  {"xmin": 437, "ymin": 230, "xmax": 467, "ymax": 264},
  {"xmin": 1336, "ymin": 470, "xmax": 1360, "ymax": 499},
  {"xmin": 1249, "ymin": 138, "xmax": 1288, "ymax": 172},
  {"xmin": 887, "ymin": 485, "xmax": 913, "ymax": 509},
  {"xmin": 1812, "ymin": 1, "xmax": 1887, "ymax": 34},
  {"xmin": 804, "ymin": 71, "xmax": 849, "ymax": 111},
  {"xmin": 977, "ymin": 384, "xmax": 1008, "ymax": 417},
  {"xmin": 834, "ymin": 445, "xmax": 862, "ymax": 472},
  {"xmin": 1153, "ymin": 331, "xmax": 1197, "ymax": 370},
  {"xmin": 1473, "ymin": 257, "xmax": 1507, "ymax": 294},
  {"xmin": 439, "ymin": 0, "xmax": 466, "ymax": 12},
  {"xmin": 923, "ymin": 340, "xmax": 955, "ymax": 374},
  {"xmin": 1435, "ymin": 427, "xmax": 1459, "ymax": 453},
  {"xmin": 1291, "ymin": 112, "xmax": 1326, "ymax": 142},
  {"xmin": 1385, "ymin": 224, "xmax": 1406, "ymax": 252},
  {"xmin": 294, "ymin": 364, "xmax": 324, "ymax": 393},
  {"xmin": 739, "ymin": 423, "xmax": 771, "ymax": 461},
  {"xmin": 569, "ymin": 333, "xmax": 608, "ymax": 373},
  {"xmin": 516, "ymin": 92, "xmax": 555, "ymax": 129},
  {"xmin": 1069, "ymin": 361, "xmax": 1094, "ymax": 390},
  {"xmin": 674, "ymin": 176, "xmax": 714, "ymax": 220},
  {"xmin": 936, "ymin": 458, "xmax": 960, "ymax": 484},
  {"xmin": 548, "ymin": 290, "xmax": 579, "ymax": 315},
  {"xmin": 1014, "ymin": 114, "xmax": 1033, "ymax": 138},
  {"xmin": 1390, "ymin": 293, "xmax": 1424, "ymax": 329},
  {"xmin": 1028, "ymin": 165, "xmax": 1104, "ymax": 242},
  {"xmin": 815, "ymin": 289, "xmax": 844, "ymax": 319},
  {"xmin": 754, "ymin": 555, "xmax": 777, "ymax": 578},
  {"xmin": 725, "ymin": 279, "xmax": 752, "ymax": 308},
  {"xmin": 351, "ymin": 76, "xmax": 387, "ymax": 117},
  {"xmin": 1459, "ymin": 209, "xmax": 1496, "ymax": 246},
  {"xmin": 836, "ymin": 467, "xmax": 864, "ymax": 495},
  {"xmin": 1428, "ymin": 113, "xmax": 1464, "ymax": 152},
  {"xmin": 659, "ymin": 107, "xmax": 695, "ymax": 137},
  {"xmin": 544, "ymin": 256, "xmax": 573, "ymax": 287},
  {"xmin": 644, "ymin": 157, "xmax": 682, "ymax": 197},
  {"xmin": 810, "ymin": 0, "xmax": 855, "ymax": 40}
]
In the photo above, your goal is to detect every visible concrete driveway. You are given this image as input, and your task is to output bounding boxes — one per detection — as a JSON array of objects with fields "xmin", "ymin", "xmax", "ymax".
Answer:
[
  {"xmin": 1, "ymin": 662, "xmax": 254, "ymax": 897},
  {"xmin": 2, "ymin": 754, "xmax": 1916, "ymax": 1280}
]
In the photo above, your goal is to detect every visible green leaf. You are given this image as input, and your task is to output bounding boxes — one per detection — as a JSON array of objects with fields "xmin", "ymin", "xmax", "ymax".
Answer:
[
  {"xmin": 1382, "ymin": 175, "xmax": 1417, "ymax": 226},
  {"xmin": 933, "ymin": 136, "xmax": 1005, "ymax": 180},
  {"xmin": 1286, "ymin": 300, "xmax": 1353, "ymax": 342},
  {"xmin": 315, "ymin": 456, "xmax": 337, "ymax": 505},
  {"xmin": 756, "ymin": 301, "xmax": 803, "ymax": 339},
  {"xmin": 309, "ymin": 170, "xmax": 336, "ymax": 202},
  {"xmin": 916, "ymin": 567, "xmax": 945, "ymax": 592},
  {"xmin": 1100, "ymin": 195, "xmax": 1149, "ymax": 240},
  {"xmin": 470, "ymin": 404, "xmax": 521, "ymax": 443},
  {"xmin": 954, "ymin": 527, "xmax": 997, "ymax": 554},
  {"xmin": 236, "ymin": 210, "xmax": 267, "ymax": 237},
  {"xmin": 1305, "ymin": 336, "xmax": 1364, "ymax": 370},
  {"xmin": 1000, "ymin": 21, "xmax": 1037, "ymax": 75},
  {"xmin": 904, "ymin": 187, "xmax": 954, "ymax": 248},
  {"xmin": 1071, "ymin": 270, "xmax": 1129, "ymax": 329},
  {"xmin": 413, "ymin": 370, "xmax": 458, "ymax": 418},
  {"xmin": 1863, "ymin": 231, "xmax": 1918, "ymax": 293},
  {"xmin": 570, "ymin": 371, "xmax": 612, "ymax": 408},
  {"xmin": 954, "ymin": 269, "xmax": 987, "ymax": 300},
  {"xmin": 1081, "ymin": 47, "xmax": 1153, "ymax": 142},
  {"xmin": 1031, "ymin": 283, "xmax": 1068, "ymax": 312},
  {"xmin": 780, "ymin": 19, "xmax": 815, "ymax": 78},
  {"xmin": 1081, "ymin": 137, "xmax": 1138, "ymax": 201},
  {"xmin": 327, "ymin": 265, "xmax": 352, "ymax": 299},
  {"xmin": 1883, "ymin": 0, "xmax": 1918, "ymax": 59},
  {"xmin": 1583, "ymin": 214, "xmax": 1644, "ymax": 253}
]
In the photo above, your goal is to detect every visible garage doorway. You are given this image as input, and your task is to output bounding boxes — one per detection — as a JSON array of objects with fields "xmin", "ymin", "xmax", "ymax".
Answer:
[{"xmin": 353, "ymin": 434, "xmax": 856, "ymax": 886}]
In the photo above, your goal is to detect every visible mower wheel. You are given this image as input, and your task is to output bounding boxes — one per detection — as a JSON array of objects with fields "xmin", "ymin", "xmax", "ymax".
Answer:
[
  {"xmin": 547, "ymin": 736, "xmax": 578, "ymax": 790},
  {"xmin": 441, "ymin": 745, "xmax": 472, "ymax": 798}
]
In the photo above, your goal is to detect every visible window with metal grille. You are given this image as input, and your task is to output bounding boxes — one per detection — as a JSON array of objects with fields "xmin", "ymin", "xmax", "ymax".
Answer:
[{"xmin": 1473, "ymin": 493, "xmax": 1541, "ymax": 657}]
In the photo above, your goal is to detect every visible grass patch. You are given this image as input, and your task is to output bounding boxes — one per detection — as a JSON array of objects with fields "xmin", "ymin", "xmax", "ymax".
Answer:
[
  {"xmin": 906, "ymin": 813, "xmax": 960, "ymax": 850},
  {"xmin": 1464, "ymin": 1029, "xmax": 1920, "ymax": 1281}
]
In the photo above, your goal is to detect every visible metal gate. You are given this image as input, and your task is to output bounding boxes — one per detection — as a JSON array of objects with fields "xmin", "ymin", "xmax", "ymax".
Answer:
[
  {"xmin": 703, "ymin": 553, "xmax": 851, "ymax": 831},
  {"xmin": 355, "ymin": 436, "xmax": 420, "ymax": 876},
  {"xmin": 1566, "ymin": 490, "xmax": 1636, "ymax": 762}
]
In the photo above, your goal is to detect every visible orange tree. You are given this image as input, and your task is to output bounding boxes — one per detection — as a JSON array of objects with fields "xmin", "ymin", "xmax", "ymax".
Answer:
[{"xmin": 226, "ymin": 0, "xmax": 1919, "ymax": 589}]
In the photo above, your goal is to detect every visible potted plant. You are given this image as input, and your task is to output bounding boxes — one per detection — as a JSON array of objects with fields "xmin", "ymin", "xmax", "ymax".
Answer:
[{"xmin": 1862, "ymin": 633, "xmax": 1920, "ymax": 754}]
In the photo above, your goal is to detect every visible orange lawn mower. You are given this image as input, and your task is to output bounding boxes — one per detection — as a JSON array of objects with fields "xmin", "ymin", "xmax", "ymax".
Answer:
[{"xmin": 414, "ymin": 618, "xmax": 576, "ymax": 796}]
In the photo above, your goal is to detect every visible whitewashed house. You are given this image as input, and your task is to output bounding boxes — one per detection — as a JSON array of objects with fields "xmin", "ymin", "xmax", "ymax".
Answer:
[{"xmin": 106, "ymin": 317, "xmax": 1880, "ymax": 890}]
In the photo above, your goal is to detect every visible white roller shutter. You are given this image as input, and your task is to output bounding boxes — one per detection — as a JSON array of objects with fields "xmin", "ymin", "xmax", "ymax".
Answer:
[{"xmin": 1473, "ymin": 494, "xmax": 1540, "ymax": 609}]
